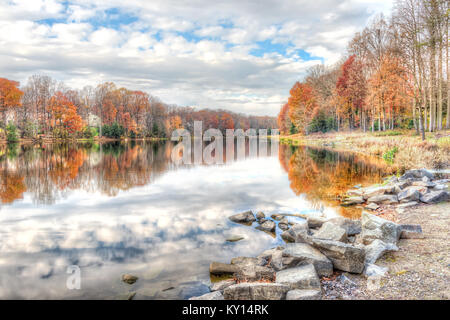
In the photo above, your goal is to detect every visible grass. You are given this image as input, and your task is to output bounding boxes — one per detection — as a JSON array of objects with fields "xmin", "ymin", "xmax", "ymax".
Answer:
[{"xmin": 279, "ymin": 129, "xmax": 450, "ymax": 170}]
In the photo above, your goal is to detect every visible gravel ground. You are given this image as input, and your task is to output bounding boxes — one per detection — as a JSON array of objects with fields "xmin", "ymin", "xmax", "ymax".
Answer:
[{"xmin": 321, "ymin": 202, "xmax": 450, "ymax": 300}]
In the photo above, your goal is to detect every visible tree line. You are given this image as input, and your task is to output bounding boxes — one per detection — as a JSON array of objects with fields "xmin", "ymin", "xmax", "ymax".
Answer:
[
  {"xmin": 0, "ymin": 76, "xmax": 276, "ymax": 141},
  {"xmin": 278, "ymin": 0, "xmax": 449, "ymax": 140}
]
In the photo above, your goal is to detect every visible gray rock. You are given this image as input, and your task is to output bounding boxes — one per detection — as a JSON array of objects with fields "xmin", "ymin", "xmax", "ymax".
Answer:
[
  {"xmin": 210, "ymin": 279, "xmax": 236, "ymax": 292},
  {"xmin": 257, "ymin": 220, "xmax": 276, "ymax": 232},
  {"xmin": 122, "ymin": 274, "xmax": 138, "ymax": 284},
  {"xmin": 313, "ymin": 221, "xmax": 347, "ymax": 242},
  {"xmin": 412, "ymin": 180, "xmax": 436, "ymax": 188},
  {"xmin": 229, "ymin": 211, "xmax": 256, "ymax": 223},
  {"xmin": 271, "ymin": 214, "xmax": 284, "ymax": 221},
  {"xmin": 189, "ymin": 291, "xmax": 224, "ymax": 300},
  {"xmin": 341, "ymin": 196, "xmax": 364, "ymax": 206},
  {"xmin": 281, "ymin": 220, "xmax": 310, "ymax": 243},
  {"xmin": 404, "ymin": 185, "xmax": 428, "ymax": 195},
  {"xmin": 433, "ymin": 184, "xmax": 449, "ymax": 191},
  {"xmin": 231, "ymin": 258, "xmax": 275, "ymax": 282},
  {"xmin": 399, "ymin": 224, "xmax": 424, "ymax": 239},
  {"xmin": 258, "ymin": 247, "xmax": 284, "ymax": 271},
  {"xmin": 396, "ymin": 201, "xmax": 418, "ymax": 208},
  {"xmin": 398, "ymin": 188, "xmax": 421, "ymax": 203},
  {"xmin": 366, "ymin": 203, "xmax": 379, "ymax": 211},
  {"xmin": 364, "ymin": 239, "xmax": 398, "ymax": 264},
  {"xmin": 286, "ymin": 289, "xmax": 321, "ymax": 300},
  {"xmin": 311, "ymin": 238, "xmax": 366, "ymax": 274},
  {"xmin": 337, "ymin": 274, "xmax": 357, "ymax": 286},
  {"xmin": 306, "ymin": 215, "xmax": 328, "ymax": 229},
  {"xmin": 420, "ymin": 190, "xmax": 450, "ymax": 204},
  {"xmin": 275, "ymin": 264, "xmax": 320, "ymax": 290},
  {"xmin": 278, "ymin": 217, "xmax": 290, "ymax": 231},
  {"xmin": 209, "ymin": 262, "xmax": 239, "ymax": 276},
  {"xmin": 327, "ymin": 217, "xmax": 362, "ymax": 236},
  {"xmin": 395, "ymin": 180, "xmax": 412, "ymax": 190},
  {"xmin": 399, "ymin": 169, "xmax": 434, "ymax": 181},
  {"xmin": 256, "ymin": 211, "xmax": 266, "ymax": 220},
  {"xmin": 223, "ymin": 283, "xmax": 289, "ymax": 300},
  {"xmin": 362, "ymin": 185, "xmax": 396, "ymax": 200},
  {"xmin": 230, "ymin": 257, "xmax": 263, "ymax": 267},
  {"xmin": 360, "ymin": 211, "xmax": 401, "ymax": 245},
  {"xmin": 282, "ymin": 243, "xmax": 333, "ymax": 277},
  {"xmin": 367, "ymin": 194, "xmax": 398, "ymax": 204}
]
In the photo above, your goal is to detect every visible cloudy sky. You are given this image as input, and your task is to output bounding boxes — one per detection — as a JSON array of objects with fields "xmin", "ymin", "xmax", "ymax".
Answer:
[{"xmin": 0, "ymin": 0, "xmax": 393, "ymax": 116}]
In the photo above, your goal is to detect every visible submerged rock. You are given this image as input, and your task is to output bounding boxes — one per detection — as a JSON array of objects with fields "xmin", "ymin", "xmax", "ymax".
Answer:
[
  {"xmin": 189, "ymin": 291, "xmax": 224, "ymax": 300},
  {"xmin": 312, "ymin": 221, "xmax": 347, "ymax": 242},
  {"xmin": 311, "ymin": 238, "xmax": 366, "ymax": 274},
  {"xmin": 275, "ymin": 264, "xmax": 320, "ymax": 290},
  {"xmin": 226, "ymin": 235, "xmax": 245, "ymax": 242},
  {"xmin": 286, "ymin": 289, "xmax": 321, "ymax": 300},
  {"xmin": 223, "ymin": 283, "xmax": 289, "ymax": 300},
  {"xmin": 229, "ymin": 211, "xmax": 256, "ymax": 223},
  {"xmin": 282, "ymin": 243, "xmax": 333, "ymax": 277},
  {"xmin": 360, "ymin": 211, "xmax": 401, "ymax": 245},
  {"xmin": 122, "ymin": 274, "xmax": 138, "ymax": 285}
]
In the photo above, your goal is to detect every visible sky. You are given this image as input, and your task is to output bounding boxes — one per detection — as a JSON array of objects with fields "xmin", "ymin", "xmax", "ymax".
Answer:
[{"xmin": 0, "ymin": 0, "xmax": 393, "ymax": 116}]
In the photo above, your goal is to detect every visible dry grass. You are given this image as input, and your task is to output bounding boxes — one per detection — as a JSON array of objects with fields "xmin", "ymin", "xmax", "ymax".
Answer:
[{"xmin": 280, "ymin": 129, "xmax": 450, "ymax": 170}]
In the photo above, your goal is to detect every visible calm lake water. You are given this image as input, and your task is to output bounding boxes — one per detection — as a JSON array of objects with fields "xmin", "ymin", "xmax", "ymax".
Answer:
[{"xmin": 0, "ymin": 140, "xmax": 389, "ymax": 299}]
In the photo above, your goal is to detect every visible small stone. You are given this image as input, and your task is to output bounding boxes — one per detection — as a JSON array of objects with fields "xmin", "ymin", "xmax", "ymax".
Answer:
[
  {"xmin": 209, "ymin": 262, "xmax": 239, "ymax": 276},
  {"xmin": 271, "ymin": 214, "xmax": 284, "ymax": 221},
  {"xmin": 256, "ymin": 211, "xmax": 265, "ymax": 220},
  {"xmin": 256, "ymin": 220, "xmax": 276, "ymax": 232},
  {"xmin": 229, "ymin": 211, "xmax": 256, "ymax": 223},
  {"xmin": 226, "ymin": 235, "xmax": 245, "ymax": 242},
  {"xmin": 364, "ymin": 264, "xmax": 388, "ymax": 278},
  {"xmin": 122, "ymin": 274, "xmax": 138, "ymax": 285},
  {"xmin": 286, "ymin": 289, "xmax": 321, "ymax": 300}
]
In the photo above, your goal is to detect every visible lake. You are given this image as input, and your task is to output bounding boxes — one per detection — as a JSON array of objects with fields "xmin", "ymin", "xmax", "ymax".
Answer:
[{"xmin": 0, "ymin": 140, "xmax": 389, "ymax": 299}]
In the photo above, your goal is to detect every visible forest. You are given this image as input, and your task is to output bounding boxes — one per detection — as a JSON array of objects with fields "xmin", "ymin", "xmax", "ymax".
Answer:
[
  {"xmin": 0, "ymin": 77, "xmax": 277, "ymax": 142},
  {"xmin": 278, "ymin": 0, "xmax": 449, "ymax": 140}
]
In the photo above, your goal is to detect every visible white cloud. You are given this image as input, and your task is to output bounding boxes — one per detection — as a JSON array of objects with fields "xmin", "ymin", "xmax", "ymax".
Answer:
[{"xmin": 0, "ymin": 0, "xmax": 394, "ymax": 116}]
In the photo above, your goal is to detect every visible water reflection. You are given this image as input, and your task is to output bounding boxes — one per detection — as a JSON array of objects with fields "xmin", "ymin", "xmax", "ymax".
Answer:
[{"xmin": 0, "ymin": 141, "xmax": 388, "ymax": 299}]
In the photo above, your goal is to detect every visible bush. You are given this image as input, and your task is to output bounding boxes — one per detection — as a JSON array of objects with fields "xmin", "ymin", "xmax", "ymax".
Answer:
[
  {"xmin": 102, "ymin": 122, "xmax": 124, "ymax": 139},
  {"xmin": 382, "ymin": 146, "xmax": 398, "ymax": 164},
  {"xmin": 6, "ymin": 123, "xmax": 19, "ymax": 142}
]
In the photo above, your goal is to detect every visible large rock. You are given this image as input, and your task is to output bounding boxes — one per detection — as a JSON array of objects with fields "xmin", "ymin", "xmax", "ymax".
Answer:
[
  {"xmin": 360, "ymin": 211, "xmax": 401, "ymax": 245},
  {"xmin": 306, "ymin": 215, "xmax": 328, "ymax": 229},
  {"xmin": 282, "ymin": 243, "xmax": 333, "ymax": 277},
  {"xmin": 256, "ymin": 211, "xmax": 266, "ymax": 220},
  {"xmin": 341, "ymin": 196, "xmax": 364, "ymax": 206},
  {"xmin": 275, "ymin": 264, "xmax": 320, "ymax": 290},
  {"xmin": 312, "ymin": 221, "xmax": 347, "ymax": 242},
  {"xmin": 420, "ymin": 190, "xmax": 450, "ymax": 204},
  {"xmin": 286, "ymin": 289, "xmax": 321, "ymax": 300},
  {"xmin": 256, "ymin": 220, "xmax": 276, "ymax": 232},
  {"xmin": 231, "ymin": 257, "xmax": 275, "ymax": 282},
  {"xmin": 189, "ymin": 291, "xmax": 224, "ymax": 300},
  {"xmin": 399, "ymin": 169, "xmax": 434, "ymax": 181},
  {"xmin": 258, "ymin": 247, "xmax": 284, "ymax": 271},
  {"xmin": 229, "ymin": 211, "xmax": 256, "ymax": 223},
  {"xmin": 397, "ymin": 188, "xmax": 421, "ymax": 203},
  {"xmin": 327, "ymin": 217, "xmax": 362, "ymax": 236},
  {"xmin": 209, "ymin": 262, "xmax": 239, "ymax": 276},
  {"xmin": 278, "ymin": 217, "xmax": 290, "ymax": 231},
  {"xmin": 223, "ymin": 283, "xmax": 289, "ymax": 300},
  {"xmin": 362, "ymin": 185, "xmax": 396, "ymax": 200},
  {"xmin": 367, "ymin": 194, "xmax": 398, "ymax": 204},
  {"xmin": 364, "ymin": 239, "xmax": 398, "ymax": 264},
  {"xmin": 210, "ymin": 279, "xmax": 236, "ymax": 292},
  {"xmin": 281, "ymin": 220, "xmax": 310, "ymax": 243},
  {"xmin": 412, "ymin": 181, "xmax": 436, "ymax": 188},
  {"xmin": 399, "ymin": 224, "xmax": 424, "ymax": 239},
  {"xmin": 311, "ymin": 238, "xmax": 366, "ymax": 274}
]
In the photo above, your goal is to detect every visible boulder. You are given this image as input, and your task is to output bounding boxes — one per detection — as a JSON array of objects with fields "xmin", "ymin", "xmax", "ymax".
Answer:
[
  {"xmin": 367, "ymin": 194, "xmax": 398, "ymax": 204},
  {"xmin": 257, "ymin": 220, "xmax": 276, "ymax": 232},
  {"xmin": 327, "ymin": 217, "xmax": 362, "ymax": 236},
  {"xmin": 420, "ymin": 190, "xmax": 450, "ymax": 204},
  {"xmin": 210, "ymin": 279, "xmax": 236, "ymax": 292},
  {"xmin": 341, "ymin": 196, "xmax": 364, "ymax": 206},
  {"xmin": 258, "ymin": 247, "xmax": 284, "ymax": 271},
  {"xmin": 282, "ymin": 243, "xmax": 333, "ymax": 277},
  {"xmin": 366, "ymin": 203, "xmax": 379, "ymax": 211},
  {"xmin": 286, "ymin": 289, "xmax": 321, "ymax": 300},
  {"xmin": 306, "ymin": 216, "xmax": 328, "ymax": 229},
  {"xmin": 209, "ymin": 262, "xmax": 239, "ymax": 276},
  {"xmin": 256, "ymin": 211, "xmax": 266, "ymax": 220},
  {"xmin": 122, "ymin": 274, "xmax": 138, "ymax": 284},
  {"xmin": 231, "ymin": 257, "xmax": 275, "ymax": 282},
  {"xmin": 360, "ymin": 211, "xmax": 401, "ymax": 245},
  {"xmin": 278, "ymin": 217, "xmax": 290, "ymax": 231},
  {"xmin": 399, "ymin": 169, "xmax": 434, "ymax": 181},
  {"xmin": 397, "ymin": 188, "xmax": 421, "ymax": 203},
  {"xmin": 229, "ymin": 211, "xmax": 256, "ymax": 223},
  {"xmin": 189, "ymin": 291, "xmax": 224, "ymax": 300},
  {"xmin": 362, "ymin": 185, "xmax": 396, "ymax": 200},
  {"xmin": 364, "ymin": 239, "xmax": 398, "ymax": 264},
  {"xmin": 399, "ymin": 224, "xmax": 424, "ymax": 239},
  {"xmin": 404, "ymin": 185, "xmax": 428, "ymax": 195},
  {"xmin": 312, "ymin": 221, "xmax": 347, "ymax": 242},
  {"xmin": 281, "ymin": 220, "xmax": 310, "ymax": 243},
  {"xmin": 412, "ymin": 181, "xmax": 436, "ymax": 188},
  {"xmin": 433, "ymin": 184, "xmax": 449, "ymax": 191},
  {"xmin": 275, "ymin": 264, "xmax": 320, "ymax": 290},
  {"xmin": 311, "ymin": 238, "xmax": 366, "ymax": 274},
  {"xmin": 395, "ymin": 180, "xmax": 412, "ymax": 190},
  {"xmin": 223, "ymin": 283, "xmax": 289, "ymax": 300}
]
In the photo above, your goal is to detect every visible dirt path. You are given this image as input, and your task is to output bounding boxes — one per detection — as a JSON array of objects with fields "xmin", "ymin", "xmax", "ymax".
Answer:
[{"xmin": 322, "ymin": 202, "xmax": 450, "ymax": 300}]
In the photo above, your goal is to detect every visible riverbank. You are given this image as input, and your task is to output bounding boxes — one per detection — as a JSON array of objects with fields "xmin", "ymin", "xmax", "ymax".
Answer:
[
  {"xmin": 279, "ymin": 130, "xmax": 450, "ymax": 170},
  {"xmin": 0, "ymin": 136, "xmax": 167, "ymax": 145}
]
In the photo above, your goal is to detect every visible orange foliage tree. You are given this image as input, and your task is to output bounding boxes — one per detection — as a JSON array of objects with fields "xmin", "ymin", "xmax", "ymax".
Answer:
[
  {"xmin": 0, "ymin": 78, "xmax": 23, "ymax": 126},
  {"xmin": 287, "ymin": 82, "xmax": 317, "ymax": 134},
  {"xmin": 49, "ymin": 92, "xmax": 83, "ymax": 138}
]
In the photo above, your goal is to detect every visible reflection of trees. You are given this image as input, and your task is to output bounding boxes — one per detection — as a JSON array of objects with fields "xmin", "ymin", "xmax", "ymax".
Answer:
[
  {"xmin": 0, "ymin": 141, "xmax": 172, "ymax": 205},
  {"xmin": 279, "ymin": 145, "xmax": 392, "ymax": 218}
]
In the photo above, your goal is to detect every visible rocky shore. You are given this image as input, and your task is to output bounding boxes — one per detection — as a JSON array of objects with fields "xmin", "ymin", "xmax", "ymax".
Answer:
[{"xmin": 188, "ymin": 169, "xmax": 449, "ymax": 300}]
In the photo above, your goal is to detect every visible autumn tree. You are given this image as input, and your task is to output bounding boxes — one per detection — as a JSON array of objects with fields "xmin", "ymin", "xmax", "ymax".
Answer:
[
  {"xmin": 0, "ymin": 78, "xmax": 23, "ymax": 127},
  {"xmin": 287, "ymin": 82, "xmax": 317, "ymax": 134}
]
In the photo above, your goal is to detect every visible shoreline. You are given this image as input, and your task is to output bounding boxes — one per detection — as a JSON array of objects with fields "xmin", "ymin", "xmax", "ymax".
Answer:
[{"xmin": 0, "ymin": 137, "xmax": 168, "ymax": 146}]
